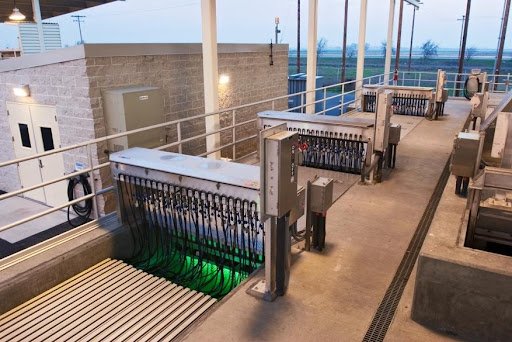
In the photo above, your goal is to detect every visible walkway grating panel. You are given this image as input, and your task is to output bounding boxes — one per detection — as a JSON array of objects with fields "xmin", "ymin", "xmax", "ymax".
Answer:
[{"xmin": 0, "ymin": 259, "xmax": 217, "ymax": 341}]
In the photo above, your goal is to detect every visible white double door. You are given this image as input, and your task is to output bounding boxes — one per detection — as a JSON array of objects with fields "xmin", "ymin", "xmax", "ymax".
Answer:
[{"xmin": 7, "ymin": 102, "xmax": 67, "ymax": 207}]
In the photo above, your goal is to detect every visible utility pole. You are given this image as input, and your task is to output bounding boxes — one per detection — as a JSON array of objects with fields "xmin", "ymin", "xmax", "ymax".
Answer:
[
  {"xmin": 457, "ymin": 15, "xmax": 465, "ymax": 60},
  {"xmin": 341, "ymin": 0, "xmax": 348, "ymax": 82},
  {"xmin": 407, "ymin": 6, "xmax": 417, "ymax": 71},
  {"xmin": 394, "ymin": 0, "xmax": 404, "ymax": 72},
  {"xmin": 275, "ymin": 17, "xmax": 281, "ymax": 45},
  {"xmin": 395, "ymin": 0, "xmax": 404, "ymax": 70},
  {"xmin": 71, "ymin": 15, "xmax": 86, "ymax": 44},
  {"xmin": 456, "ymin": 0, "xmax": 471, "ymax": 96},
  {"xmin": 297, "ymin": 0, "xmax": 301, "ymax": 73},
  {"xmin": 494, "ymin": 0, "xmax": 511, "ymax": 90}
]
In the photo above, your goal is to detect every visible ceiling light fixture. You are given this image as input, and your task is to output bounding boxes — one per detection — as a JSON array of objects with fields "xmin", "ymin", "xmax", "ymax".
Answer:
[{"xmin": 9, "ymin": 1, "xmax": 26, "ymax": 21}]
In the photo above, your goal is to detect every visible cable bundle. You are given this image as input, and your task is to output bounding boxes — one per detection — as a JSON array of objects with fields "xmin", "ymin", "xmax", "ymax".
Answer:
[
  {"xmin": 364, "ymin": 92, "xmax": 430, "ymax": 116},
  {"xmin": 117, "ymin": 174, "xmax": 264, "ymax": 298},
  {"xmin": 298, "ymin": 134, "xmax": 367, "ymax": 174}
]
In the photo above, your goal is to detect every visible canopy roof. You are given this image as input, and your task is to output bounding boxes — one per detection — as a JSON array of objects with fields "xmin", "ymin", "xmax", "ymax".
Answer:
[{"xmin": 1, "ymin": 0, "xmax": 119, "ymax": 23}]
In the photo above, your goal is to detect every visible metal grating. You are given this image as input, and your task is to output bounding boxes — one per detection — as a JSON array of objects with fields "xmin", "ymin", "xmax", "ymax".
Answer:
[
  {"xmin": 362, "ymin": 160, "xmax": 451, "ymax": 342},
  {"xmin": 0, "ymin": 259, "xmax": 217, "ymax": 341}
]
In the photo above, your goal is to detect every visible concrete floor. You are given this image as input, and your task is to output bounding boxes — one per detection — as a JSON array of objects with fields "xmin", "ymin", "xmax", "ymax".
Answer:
[
  {"xmin": 384, "ymin": 173, "xmax": 467, "ymax": 342},
  {"xmin": 0, "ymin": 196, "xmax": 71, "ymax": 243},
  {"xmin": 183, "ymin": 100, "xmax": 471, "ymax": 341}
]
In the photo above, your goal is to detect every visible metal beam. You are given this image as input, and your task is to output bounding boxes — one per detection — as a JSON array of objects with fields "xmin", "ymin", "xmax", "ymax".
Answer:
[
  {"xmin": 407, "ymin": 6, "xmax": 417, "ymax": 71},
  {"xmin": 395, "ymin": 0, "xmax": 404, "ymax": 72},
  {"xmin": 384, "ymin": 0, "xmax": 396, "ymax": 83},
  {"xmin": 306, "ymin": 0, "xmax": 318, "ymax": 114},
  {"xmin": 341, "ymin": 0, "xmax": 348, "ymax": 83},
  {"xmin": 355, "ymin": 0, "xmax": 368, "ymax": 107},
  {"xmin": 494, "ymin": 0, "xmax": 511, "ymax": 89},
  {"xmin": 201, "ymin": 0, "xmax": 221, "ymax": 159},
  {"xmin": 456, "ymin": 0, "xmax": 471, "ymax": 97}
]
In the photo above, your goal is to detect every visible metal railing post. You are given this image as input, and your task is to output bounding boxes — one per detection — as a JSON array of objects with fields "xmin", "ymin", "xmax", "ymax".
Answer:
[
  {"xmin": 87, "ymin": 144, "xmax": 99, "ymax": 219},
  {"xmin": 341, "ymin": 83, "xmax": 345, "ymax": 115},
  {"xmin": 418, "ymin": 73, "xmax": 422, "ymax": 87},
  {"xmin": 507, "ymin": 73, "xmax": 511, "ymax": 92},
  {"xmin": 323, "ymin": 88, "xmax": 327, "ymax": 115},
  {"xmin": 452, "ymin": 73, "xmax": 457, "ymax": 96},
  {"xmin": 177, "ymin": 122, "xmax": 182, "ymax": 154},
  {"xmin": 232, "ymin": 110, "xmax": 236, "ymax": 159},
  {"xmin": 401, "ymin": 71, "xmax": 405, "ymax": 86}
]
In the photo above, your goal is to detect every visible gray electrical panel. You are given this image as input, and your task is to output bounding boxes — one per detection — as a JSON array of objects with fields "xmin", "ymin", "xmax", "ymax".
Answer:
[
  {"xmin": 309, "ymin": 177, "xmax": 334, "ymax": 213},
  {"xmin": 451, "ymin": 131, "xmax": 482, "ymax": 178},
  {"xmin": 388, "ymin": 124, "xmax": 402, "ymax": 145},
  {"xmin": 264, "ymin": 131, "xmax": 299, "ymax": 217},
  {"xmin": 102, "ymin": 86, "xmax": 165, "ymax": 153}
]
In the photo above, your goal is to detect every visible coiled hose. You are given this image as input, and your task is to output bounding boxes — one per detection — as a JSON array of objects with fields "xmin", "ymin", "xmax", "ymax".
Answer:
[{"xmin": 67, "ymin": 174, "xmax": 93, "ymax": 227}]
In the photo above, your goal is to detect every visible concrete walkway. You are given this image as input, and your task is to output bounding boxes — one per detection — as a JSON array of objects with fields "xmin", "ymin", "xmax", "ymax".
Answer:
[
  {"xmin": 0, "ymin": 196, "xmax": 69, "ymax": 243},
  {"xmin": 183, "ymin": 100, "xmax": 470, "ymax": 341}
]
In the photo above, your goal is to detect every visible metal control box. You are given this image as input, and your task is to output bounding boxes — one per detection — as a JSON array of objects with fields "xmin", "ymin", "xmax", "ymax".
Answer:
[
  {"xmin": 264, "ymin": 131, "xmax": 299, "ymax": 217},
  {"xmin": 451, "ymin": 131, "xmax": 482, "ymax": 178},
  {"xmin": 289, "ymin": 186, "xmax": 305, "ymax": 226},
  {"xmin": 102, "ymin": 86, "xmax": 165, "ymax": 153},
  {"xmin": 388, "ymin": 124, "xmax": 402, "ymax": 145},
  {"xmin": 374, "ymin": 91, "xmax": 392, "ymax": 153},
  {"xmin": 309, "ymin": 177, "xmax": 334, "ymax": 213}
]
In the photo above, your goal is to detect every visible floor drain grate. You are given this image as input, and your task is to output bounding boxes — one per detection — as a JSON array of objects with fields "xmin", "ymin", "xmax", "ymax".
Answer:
[{"xmin": 362, "ymin": 160, "xmax": 451, "ymax": 342}]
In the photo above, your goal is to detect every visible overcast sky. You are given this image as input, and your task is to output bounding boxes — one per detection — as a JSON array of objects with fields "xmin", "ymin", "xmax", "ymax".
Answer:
[{"xmin": 0, "ymin": 0, "xmax": 508, "ymax": 50}]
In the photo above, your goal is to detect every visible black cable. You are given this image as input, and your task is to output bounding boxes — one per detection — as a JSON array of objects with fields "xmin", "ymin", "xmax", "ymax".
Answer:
[{"xmin": 67, "ymin": 174, "xmax": 93, "ymax": 227}]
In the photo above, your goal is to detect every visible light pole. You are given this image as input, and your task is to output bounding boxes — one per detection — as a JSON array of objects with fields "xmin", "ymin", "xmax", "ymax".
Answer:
[
  {"xmin": 407, "ymin": 6, "xmax": 417, "ymax": 71},
  {"xmin": 72, "ymin": 15, "xmax": 86, "ymax": 44}
]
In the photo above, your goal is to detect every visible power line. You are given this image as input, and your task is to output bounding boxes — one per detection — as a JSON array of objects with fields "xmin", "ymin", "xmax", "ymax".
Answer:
[{"xmin": 71, "ymin": 15, "xmax": 86, "ymax": 44}]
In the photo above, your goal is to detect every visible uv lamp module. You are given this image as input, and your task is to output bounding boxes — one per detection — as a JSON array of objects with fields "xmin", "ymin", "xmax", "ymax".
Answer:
[
  {"xmin": 111, "ymin": 148, "xmax": 263, "ymax": 298},
  {"xmin": 258, "ymin": 111, "xmax": 374, "ymax": 174},
  {"xmin": 362, "ymin": 85, "xmax": 435, "ymax": 117}
]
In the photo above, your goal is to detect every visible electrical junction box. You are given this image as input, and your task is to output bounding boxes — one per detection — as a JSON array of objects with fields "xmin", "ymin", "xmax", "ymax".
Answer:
[
  {"xmin": 309, "ymin": 177, "xmax": 334, "ymax": 213},
  {"xmin": 388, "ymin": 124, "xmax": 401, "ymax": 145},
  {"xmin": 264, "ymin": 130, "xmax": 299, "ymax": 217},
  {"xmin": 451, "ymin": 131, "xmax": 482, "ymax": 178},
  {"xmin": 102, "ymin": 86, "xmax": 165, "ymax": 153}
]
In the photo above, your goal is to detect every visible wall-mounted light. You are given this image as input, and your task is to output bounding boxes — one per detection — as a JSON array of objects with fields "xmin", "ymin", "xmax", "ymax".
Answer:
[
  {"xmin": 13, "ymin": 85, "xmax": 30, "ymax": 97},
  {"xmin": 219, "ymin": 74, "xmax": 230, "ymax": 85}
]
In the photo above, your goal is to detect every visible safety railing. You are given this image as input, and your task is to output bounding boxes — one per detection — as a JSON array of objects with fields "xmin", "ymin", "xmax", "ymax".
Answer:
[
  {"xmin": 0, "ymin": 71, "xmax": 392, "ymax": 237},
  {"xmin": 397, "ymin": 71, "xmax": 511, "ymax": 96}
]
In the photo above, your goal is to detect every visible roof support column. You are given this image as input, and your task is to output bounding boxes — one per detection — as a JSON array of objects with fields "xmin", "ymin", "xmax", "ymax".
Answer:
[
  {"xmin": 305, "ymin": 0, "xmax": 318, "ymax": 114},
  {"xmin": 384, "ymin": 0, "xmax": 396, "ymax": 84},
  {"xmin": 31, "ymin": 0, "xmax": 45, "ymax": 52},
  {"xmin": 355, "ymin": 0, "xmax": 368, "ymax": 108},
  {"xmin": 201, "ymin": 0, "xmax": 221, "ymax": 159}
]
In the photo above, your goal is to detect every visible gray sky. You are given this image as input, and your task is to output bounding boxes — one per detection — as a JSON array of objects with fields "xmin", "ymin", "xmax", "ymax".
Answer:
[{"xmin": 0, "ymin": 0, "xmax": 508, "ymax": 50}]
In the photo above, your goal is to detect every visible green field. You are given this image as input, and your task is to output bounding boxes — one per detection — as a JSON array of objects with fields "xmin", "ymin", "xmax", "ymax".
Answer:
[{"xmin": 289, "ymin": 56, "xmax": 512, "ymax": 86}]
